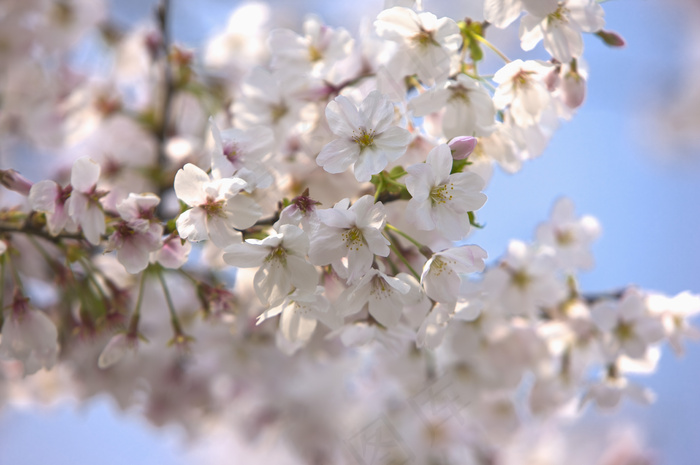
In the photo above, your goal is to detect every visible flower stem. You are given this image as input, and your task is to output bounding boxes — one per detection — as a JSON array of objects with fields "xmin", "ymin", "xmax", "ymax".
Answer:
[
  {"xmin": 155, "ymin": 266, "xmax": 184, "ymax": 335},
  {"xmin": 385, "ymin": 224, "xmax": 424, "ymax": 249},
  {"xmin": 384, "ymin": 233, "xmax": 420, "ymax": 281},
  {"xmin": 128, "ymin": 271, "xmax": 148, "ymax": 336},
  {"xmin": 471, "ymin": 33, "xmax": 511, "ymax": 63}
]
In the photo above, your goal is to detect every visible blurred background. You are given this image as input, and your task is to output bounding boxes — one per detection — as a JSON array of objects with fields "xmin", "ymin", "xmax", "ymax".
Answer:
[{"xmin": 1, "ymin": 0, "xmax": 699, "ymax": 463}]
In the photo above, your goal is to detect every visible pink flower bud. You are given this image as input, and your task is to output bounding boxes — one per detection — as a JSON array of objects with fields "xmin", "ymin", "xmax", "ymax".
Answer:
[
  {"xmin": 596, "ymin": 30, "xmax": 626, "ymax": 48},
  {"xmin": 0, "ymin": 169, "xmax": 33, "ymax": 196},
  {"xmin": 448, "ymin": 136, "xmax": 477, "ymax": 160},
  {"xmin": 562, "ymin": 71, "xmax": 586, "ymax": 109}
]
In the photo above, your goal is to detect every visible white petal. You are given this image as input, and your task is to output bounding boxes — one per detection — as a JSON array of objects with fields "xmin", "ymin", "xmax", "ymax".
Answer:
[
  {"xmin": 173, "ymin": 163, "xmax": 209, "ymax": 206},
  {"xmin": 71, "ymin": 158, "xmax": 100, "ymax": 193}
]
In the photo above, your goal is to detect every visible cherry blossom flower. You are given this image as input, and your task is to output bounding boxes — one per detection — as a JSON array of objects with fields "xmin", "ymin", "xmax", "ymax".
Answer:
[
  {"xmin": 519, "ymin": 0, "xmax": 605, "ymax": 63},
  {"xmin": 647, "ymin": 291, "xmax": 700, "ymax": 356},
  {"xmin": 484, "ymin": 0, "xmax": 558, "ymax": 29},
  {"xmin": 308, "ymin": 195, "xmax": 390, "ymax": 283},
  {"xmin": 268, "ymin": 15, "xmax": 353, "ymax": 77},
  {"xmin": 29, "ymin": 180, "xmax": 73, "ymax": 236},
  {"xmin": 107, "ymin": 193, "xmax": 163, "ymax": 274},
  {"xmin": 591, "ymin": 289, "xmax": 665, "ymax": 359},
  {"xmin": 483, "ymin": 240, "xmax": 566, "ymax": 317},
  {"xmin": 257, "ymin": 286, "xmax": 339, "ymax": 346},
  {"xmin": 493, "ymin": 60, "xmax": 556, "ymax": 127},
  {"xmin": 224, "ymin": 224, "xmax": 318, "ymax": 307},
  {"xmin": 66, "ymin": 157, "xmax": 106, "ymax": 245},
  {"xmin": 421, "ymin": 245, "xmax": 487, "ymax": 303},
  {"xmin": 404, "ymin": 144, "xmax": 487, "ymax": 240},
  {"xmin": 316, "ymin": 90, "xmax": 411, "ymax": 182},
  {"xmin": 153, "ymin": 234, "xmax": 192, "ymax": 269},
  {"xmin": 209, "ymin": 117, "xmax": 273, "ymax": 189},
  {"xmin": 174, "ymin": 163, "xmax": 262, "ymax": 248},
  {"xmin": 535, "ymin": 197, "xmax": 601, "ymax": 271},
  {"xmin": 375, "ymin": 7, "xmax": 461, "ymax": 84},
  {"xmin": 409, "ymin": 74, "xmax": 496, "ymax": 139},
  {"xmin": 336, "ymin": 269, "xmax": 412, "ymax": 327},
  {"xmin": 0, "ymin": 292, "xmax": 58, "ymax": 376}
]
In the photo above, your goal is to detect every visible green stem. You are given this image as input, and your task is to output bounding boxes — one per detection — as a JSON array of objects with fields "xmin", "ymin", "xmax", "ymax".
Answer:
[
  {"xmin": 155, "ymin": 266, "xmax": 184, "ymax": 335},
  {"xmin": 384, "ymin": 234, "xmax": 420, "ymax": 281},
  {"xmin": 385, "ymin": 224, "xmax": 424, "ymax": 249},
  {"xmin": 128, "ymin": 271, "xmax": 148, "ymax": 335},
  {"xmin": 472, "ymin": 34, "xmax": 511, "ymax": 63}
]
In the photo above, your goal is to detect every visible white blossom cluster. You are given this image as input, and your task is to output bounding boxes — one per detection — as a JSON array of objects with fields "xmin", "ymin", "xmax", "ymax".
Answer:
[{"xmin": 0, "ymin": 0, "xmax": 693, "ymax": 463}]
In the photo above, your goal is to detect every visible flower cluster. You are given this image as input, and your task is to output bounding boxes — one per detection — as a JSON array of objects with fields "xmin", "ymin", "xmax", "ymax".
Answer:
[{"xmin": 0, "ymin": 0, "xmax": 693, "ymax": 464}]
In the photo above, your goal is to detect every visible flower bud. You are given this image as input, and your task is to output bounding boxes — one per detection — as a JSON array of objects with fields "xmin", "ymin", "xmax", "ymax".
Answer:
[
  {"xmin": 0, "ymin": 169, "xmax": 33, "ymax": 196},
  {"xmin": 562, "ymin": 71, "xmax": 586, "ymax": 109},
  {"xmin": 448, "ymin": 136, "xmax": 477, "ymax": 160}
]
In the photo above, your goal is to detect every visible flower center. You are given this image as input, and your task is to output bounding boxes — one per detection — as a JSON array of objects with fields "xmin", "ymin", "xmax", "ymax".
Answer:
[
  {"xmin": 548, "ymin": 4, "xmax": 570, "ymax": 25},
  {"xmin": 308, "ymin": 45, "xmax": 322, "ymax": 62},
  {"xmin": 270, "ymin": 103, "xmax": 288, "ymax": 123},
  {"xmin": 412, "ymin": 29, "xmax": 436, "ymax": 48},
  {"xmin": 614, "ymin": 321, "xmax": 635, "ymax": 341},
  {"xmin": 201, "ymin": 197, "xmax": 226, "ymax": 218},
  {"xmin": 266, "ymin": 246, "xmax": 288, "ymax": 266},
  {"xmin": 430, "ymin": 183, "xmax": 454, "ymax": 205},
  {"xmin": 511, "ymin": 269, "xmax": 531, "ymax": 290},
  {"xmin": 430, "ymin": 256, "xmax": 453, "ymax": 277},
  {"xmin": 222, "ymin": 142, "xmax": 239, "ymax": 164},
  {"xmin": 555, "ymin": 228, "xmax": 575, "ymax": 245},
  {"xmin": 352, "ymin": 128, "xmax": 376, "ymax": 149},
  {"xmin": 342, "ymin": 226, "xmax": 364, "ymax": 251}
]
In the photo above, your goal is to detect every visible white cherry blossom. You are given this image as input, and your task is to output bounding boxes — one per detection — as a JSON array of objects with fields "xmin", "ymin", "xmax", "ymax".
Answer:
[
  {"xmin": 493, "ymin": 60, "xmax": 556, "ymax": 127},
  {"xmin": 409, "ymin": 74, "xmax": 496, "ymax": 139},
  {"xmin": 308, "ymin": 195, "xmax": 390, "ymax": 283},
  {"xmin": 421, "ymin": 244, "xmax": 487, "ymax": 303},
  {"xmin": 174, "ymin": 163, "xmax": 262, "ymax": 248},
  {"xmin": 405, "ymin": 144, "xmax": 487, "ymax": 240},
  {"xmin": 224, "ymin": 224, "xmax": 317, "ymax": 307},
  {"xmin": 519, "ymin": 0, "xmax": 605, "ymax": 63},
  {"xmin": 316, "ymin": 90, "xmax": 411, "ymax": 182},
  {"xmin": 66, "ymin": 157, "xmax": 106, "ymax": 245},
  {"xmin": 375, "ymin": 7, "xmax": 461, "ymax": 84},
  {"xmin": 336, "ymin": 269, "xmax": 412, "ymax": 327}
]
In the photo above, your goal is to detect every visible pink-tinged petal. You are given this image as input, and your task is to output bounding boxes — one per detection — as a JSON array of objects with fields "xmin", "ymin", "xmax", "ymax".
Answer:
[
  {"xmin": 317, "ymin": 139, "xmax": 360, "ymax": 174},
  {"xmin": 279, "ymin": 224, "xmax": 310, "ymax": 256},
  {"xmin": 225, "ymin": 194, "xmax": 262, "ymax": 229},
  {"xmin": 542, "ymin": 21, "xmax": 582, "ymax": 63},
  {"xmin": 155, "ymin": 237, "xmax": 191, "ymax": 269},
  {"xmin": 374, "ymin": 126, "xmax": 411, "ymax": 162},
  {"xmin": 308, "ymin": 227, "xmax": 345, "ymax": 265},
  {"xmin": 407, "ymin": 198, "xmax": 436, "ymax": 231},
  {"xmin": 67, "ymin": 192, "xmax": 87, "ymax": 220},
  {"xmin": 375, "ymin": 7, "xmax": 420, "ymax": 40},
  {"xmin": 206, "ymin": 215, "xmax": 242, "ymax": 248},
  {"xmin": 287, "ymin": 255, "xmax": 319, "ymax": 294},
  {"xmin": 567, "ymin": 0, "xmax": 605, "ymax": 32},
  {"xmin": 427, "ymin": 144, "xmax": 453, "ymax": 182},
  {"xmin": 362, "ymin": 228, "xmax": 390, "ymax": 257},
  {"xmin": 81, "ymin": 205, "xmax": 105, "ymax": 245},
  {"xmin": 280, "ymin": 308, "xmax": 317, "ymax": 343},
  {"xmin": 325, "ymin": 95, "xmax": 362, "ymax": 137},
  {"xmin": 223, "ymin": 242, "xmax": 269, "ymax": 268},
  {"xmin": 417, "ymin": 302, "xmax": 454, "ymax": 349},
  {"xmin": 346, "ymin": 246, "xmax": 374, "ymax": 283},
  {"xmin": 117, "ymin": 240, "xmax": 151, "ymax": 274},
  {"xmin": 360, "ymin": 90, "xmax": 394, "ymax": 133},
  {"xmin": 46, "ymin": 203, "xmax": 70, "ymax": 236},
  {"xmin": 409, "ymin": 87, "xmax": 451, "ymax": 117},
  {"xmin": 440, "ymin": 245, "xmax": 488, "ymax": 274},
  {"xmin": 255, "ymin": 261, "xmax": 291, "ymax": 307},
  {"xmin": 354, "ymin": 146, "xmax": 388, "ymax": 182},
  {"xmin": 590, "ymin": 301, "xmax": 618, "ymax": 332},
  {"xmin": 405, "ymin": 163, "xmax": 433, "ymax": 200},
  {"xmin": 28, "ymin": 180, "xmax": 59, "ymax": 214},
  {"xmin": 174, "ymin": 163, "xmax": 209, "ymax": 206},
  {"xmin": 522, "ymin": 0, "xmax": 558, "ymax": 17},
  {"xmin": 176, "ymin": 208, "xmax": 209, "ymax": 242},
  {"xmin": 71, "ymin": 158, "xmax": 100, "ymax": 193},
  {"xmin": 433, "ymin": 206, "xmax": 469, "ymax": 240},
  {"xmin": 422, "ymin": 259, "xmax": 461, "ymax": 303},
  {"xmin": 484, "ymin": 0, "xmax": 527, "ymax": 29},
  {"xmin": 368, "ymin": 290, "xmax": 403, "ymax": 327}
]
